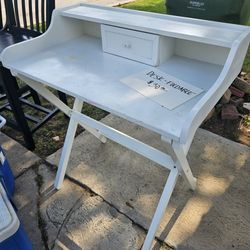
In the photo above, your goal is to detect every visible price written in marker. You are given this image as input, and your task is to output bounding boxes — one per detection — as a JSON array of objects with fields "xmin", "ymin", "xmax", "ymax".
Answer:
[{"xmin": 121, "ymin": 69, "xmax": 204, "ymax": 110}]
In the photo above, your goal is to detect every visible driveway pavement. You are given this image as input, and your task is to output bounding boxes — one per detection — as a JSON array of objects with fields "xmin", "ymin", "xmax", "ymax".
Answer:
[
  {"xmin": 56, "ymin": 0, "xmax": 133, "ymax": 8},
  {"xmin": 1, "ymin": 0, "xmax": 133, "ymax": 26},
  {"xmin": 2, "ymin": 114, "xmax": 249, "ymax": 250}
]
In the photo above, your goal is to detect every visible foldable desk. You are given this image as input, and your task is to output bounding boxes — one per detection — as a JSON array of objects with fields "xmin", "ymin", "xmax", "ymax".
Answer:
[{"xmin": 1, "ymin": 4, "xmax": 250, "ymax": 249}]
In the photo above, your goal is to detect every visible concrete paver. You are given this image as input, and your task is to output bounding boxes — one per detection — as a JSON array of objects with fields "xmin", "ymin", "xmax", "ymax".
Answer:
[
  {"xmin": 37, "ymin": 164, "xmax": 148, "ymax": 250},
  {"xmin": 12, "ymin": 163, "xmax": 154, "ymax": 250},
  {"xmin": 53, "ymin": 195, "xmax": 144, "ymax": 250},
  {"xmin": 0, "ymin": 133, "xmax": 40, "ymax": 177},
  {"xmin": 14, "ymin": 168, "xmax": 45, "ymax": 250},
  {"xmin": 48, "ymin": 114, "xmax": 250, "ymax": 250},
  {"xmin": 5, "ymin": 111, "xmax": 249, "ymax": 249},
  {"xmin": 39, "ymin": 164, "xmax": 84, "ymax": 248},
  {"xmin": 0, "ymin": 128, "xmax": 169, "ymax": 250}
]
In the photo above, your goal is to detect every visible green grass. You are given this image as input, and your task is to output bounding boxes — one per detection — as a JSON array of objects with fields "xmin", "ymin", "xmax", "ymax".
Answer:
[
  {"xmin": 243, "ymin": 18, "xmax": 250, "ymax": 73},
  {"xmin": 243, "ymin": 48, "xmax": 250, "ymax": 73},
  {"xmin": 1, "ymin": 90, "xmax": 107, "ymax": 158},
  {"xmin": 121, "ymin": 0, "xmax": 250, "ymax": 73},
  {"xmin": 120, "ymin": 0, "xmax": 166, "ymax": 14}
]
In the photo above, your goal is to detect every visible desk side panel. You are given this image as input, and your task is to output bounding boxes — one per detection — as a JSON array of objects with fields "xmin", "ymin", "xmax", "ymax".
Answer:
[
  {"xmin": 1, "ymin": 11, "xmax": 85, "ymax": 70},
  {"xmin": 180, "ymin": 32, "xmax": 250, "ymax": 149}
]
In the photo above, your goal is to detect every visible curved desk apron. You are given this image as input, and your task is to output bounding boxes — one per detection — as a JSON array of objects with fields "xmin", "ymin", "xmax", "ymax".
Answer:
[{"xmin": 1, "ymin": 3, "xmax": 250, "ymax": 249}]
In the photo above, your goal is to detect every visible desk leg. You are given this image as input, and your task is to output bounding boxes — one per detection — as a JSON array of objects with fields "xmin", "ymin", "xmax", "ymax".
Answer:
[
  {"xmin": 172, "ymin": 142, "xmax": 197, "ymax": 191},
  {"xmin": 142, "ymin": 167, "xmax": 178, "ymax": 250},
  {"xmin": 54, "ymin": 98, "xmax": 83, "ymax": 189}
]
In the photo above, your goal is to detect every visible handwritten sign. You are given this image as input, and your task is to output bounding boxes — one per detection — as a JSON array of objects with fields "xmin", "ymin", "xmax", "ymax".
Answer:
[
  {"xmin": 243, "ymin": 103, "xmax": 250, "ymax": 111},
  {"xmin": 121, "ymin": 69, "xmax": 204, "ymax": 110}
]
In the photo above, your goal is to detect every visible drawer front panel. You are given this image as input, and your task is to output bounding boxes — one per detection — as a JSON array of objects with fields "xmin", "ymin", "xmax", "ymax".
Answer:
[{"xmin": 101, "ymin": 25, "xmax": 159, "ymax": 66}]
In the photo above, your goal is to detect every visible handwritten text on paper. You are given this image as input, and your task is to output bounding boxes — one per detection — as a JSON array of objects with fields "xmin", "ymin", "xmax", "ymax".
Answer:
[{"xmin": 121, "ymin": 69, "xmax": 204, "ymax": 110}]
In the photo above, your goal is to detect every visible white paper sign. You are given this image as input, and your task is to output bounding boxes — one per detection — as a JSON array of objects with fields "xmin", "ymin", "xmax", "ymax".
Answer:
[
  {"xmin": 243, "ymin": 103, "xmax": 250, "ymax": 111},
  {"xmin": 121, "ymin": 69, "xmax": 204, "ymax": 110}
]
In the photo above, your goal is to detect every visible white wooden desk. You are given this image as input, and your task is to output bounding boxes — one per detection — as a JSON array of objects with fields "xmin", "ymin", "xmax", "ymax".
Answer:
[{"xmin": 1, "ymin": 4, "xmax": 250, "ymax": 249}]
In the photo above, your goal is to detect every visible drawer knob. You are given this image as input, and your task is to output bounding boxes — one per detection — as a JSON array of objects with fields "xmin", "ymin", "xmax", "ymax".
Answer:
[{"xmin": 124, "ymin": 43, "xmax": 132, "ymax": 49}]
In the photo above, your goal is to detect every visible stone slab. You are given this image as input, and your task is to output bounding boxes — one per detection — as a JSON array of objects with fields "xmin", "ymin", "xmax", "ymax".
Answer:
[
  {"xmin": 220, "ymin": 89, "xmax": 231, "ymax": 104},
  {"xmin": 38, "ymin": 164, "xmax": 152, "ymax": 250},
  {"xmin": 53, "ymin": 195, "xmax": 144, "ymax": 250},
  {"xmin": 48, "ymin": 114, "xmax": 250, "ymax": 249},
  {"xmin": 0, "ymin": 132, "xmax": 41, "ymax": 177},
  {"xmin": 37, "ymin": 164, "xmax": 83, "ymax": 248},
  {"xmin": 233, "ymin": 77, "xmax": 250, "ymax": 94},
  {"xmin": 14, "ymin": 168, "xmax": 45, "ymax": 250},
  {"xmin": 221, "ymin": 104, "xmax": 240, "ymax": 120}
]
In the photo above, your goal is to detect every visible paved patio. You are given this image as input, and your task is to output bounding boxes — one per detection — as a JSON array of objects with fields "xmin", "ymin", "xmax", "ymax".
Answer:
[
  {"xmin": 56, "ymin": 0, "xmax": 134, "ymax": 8},
  {"xmin": 1, "ymin": 1, "xmax": 133, "ymax": 27},
  {"xmin": 1, "ymin": 114, "xmax": 250, "ymax": 250},
  {"xmin": 10, "ymin": 0, "xmax": 133, "ymax": 12}
]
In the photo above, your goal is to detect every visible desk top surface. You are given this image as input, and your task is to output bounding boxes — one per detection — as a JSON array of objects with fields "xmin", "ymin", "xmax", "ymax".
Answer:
[
  {"xmin": 8, "ymin": 36, "xmax": 222, "ymax": 140},
  {"xmin": 61, "ymin": 4, "xmax": 249, "ymax": 47}
]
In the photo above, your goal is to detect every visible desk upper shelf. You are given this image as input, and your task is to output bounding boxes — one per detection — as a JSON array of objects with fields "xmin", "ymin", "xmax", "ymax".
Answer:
[{"xmin": 61, "ymin": 4, "xmax": 248, "ymax": 48}]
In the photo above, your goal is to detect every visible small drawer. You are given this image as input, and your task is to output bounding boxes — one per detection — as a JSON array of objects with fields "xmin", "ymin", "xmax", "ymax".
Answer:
[{"xmin": 101, "ymin": 25, "xmax": 160, "ymax": 66}]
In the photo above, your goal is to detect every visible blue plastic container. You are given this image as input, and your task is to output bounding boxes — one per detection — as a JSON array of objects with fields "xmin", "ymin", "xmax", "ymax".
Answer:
[
  {"xmin": 0, "ymin": 116, "xmax": 15, "ymax": 196},
  {"xmin": 0, "ymin": 183, "xmax": 33, "ymax": 250},
  {"xmin": 0, "ymin": 146, "xmax": 15, "ymax": 196},
  {"xmin": 0, "ymin": 224, "xmax": 34, "ymax": 250}
]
